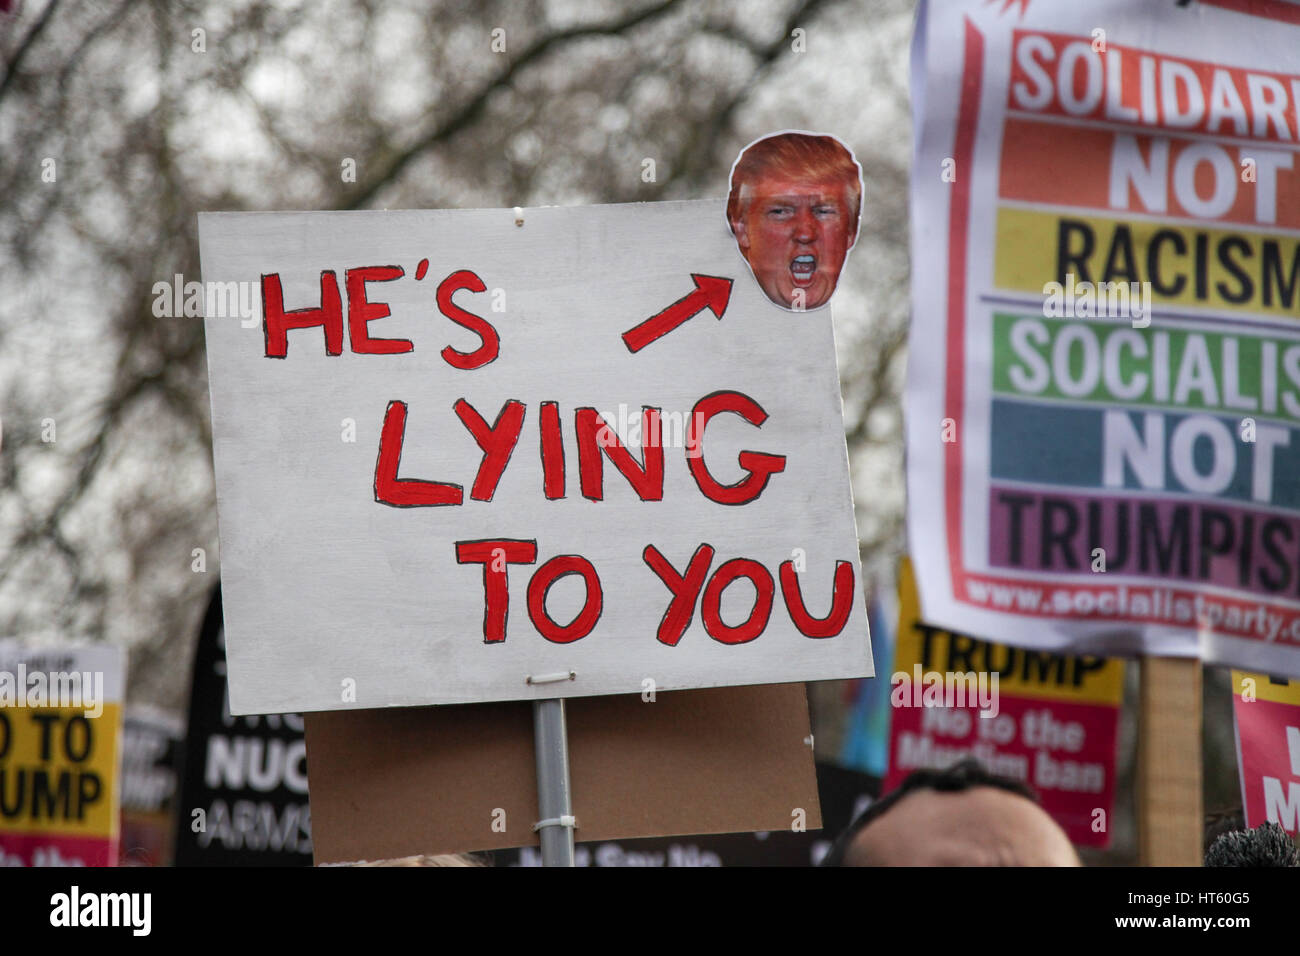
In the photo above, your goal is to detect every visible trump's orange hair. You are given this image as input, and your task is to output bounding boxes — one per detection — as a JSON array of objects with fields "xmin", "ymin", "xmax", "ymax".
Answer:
[{"xmin": 727, "ymin": 132, "xmax": 863, "ymax": 244}]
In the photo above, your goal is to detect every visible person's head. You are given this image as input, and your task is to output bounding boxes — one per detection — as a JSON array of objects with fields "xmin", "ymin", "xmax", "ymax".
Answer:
[
  {"xmin": 1205, "ymin": 823, "xmax": 1300, "ymax": 867},
  {"xmin": 726, "ymin": 131, "xmax": 862, "ymax": 311},
  {"xmin": 820, "ymin": 759, "xmax": 1081, "ymax": 866}
]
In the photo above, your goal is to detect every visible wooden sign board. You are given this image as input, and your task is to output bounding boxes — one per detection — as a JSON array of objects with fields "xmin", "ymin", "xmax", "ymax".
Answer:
[{"xmin": 304, "ymin": 683, "xmax": 820, "ymax": 862}]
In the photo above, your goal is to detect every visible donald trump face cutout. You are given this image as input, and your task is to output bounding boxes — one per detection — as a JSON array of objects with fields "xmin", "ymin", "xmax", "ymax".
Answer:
[{"xmin": 726, "ymin": 132, "xmax": 863, "ymax": 311}]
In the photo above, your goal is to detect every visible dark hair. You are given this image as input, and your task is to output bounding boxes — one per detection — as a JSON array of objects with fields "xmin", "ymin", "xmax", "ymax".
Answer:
[
  {"xmin": 818, "ymin": 759, "xmax": 1040, "ymax": 866},
  {"xmin": 1204, "ymin": 823, "xmax": 1300, "ymax": 867}
]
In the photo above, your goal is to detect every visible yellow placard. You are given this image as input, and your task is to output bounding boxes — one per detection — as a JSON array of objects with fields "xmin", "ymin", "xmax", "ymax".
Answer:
[
  {"xmin": 896, "ymin": 558, "xmax": 1124, "ymax": 705},
  {"xmin": 0, "ymin": 703, "xmax": 122, "ymax": 840},
  {"xmin": 1232, "ymin": 670, "xmax": 1300, "ymax": 706},
  {"xmin": 995, "ymin": 206, "xmax": 1300, "ymax": 322}
]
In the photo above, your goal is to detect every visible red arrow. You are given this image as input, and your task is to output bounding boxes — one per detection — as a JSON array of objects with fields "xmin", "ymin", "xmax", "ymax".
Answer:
[{"xmin": 622, "ymin": 274, "xmax": 733, "ymax": 353}]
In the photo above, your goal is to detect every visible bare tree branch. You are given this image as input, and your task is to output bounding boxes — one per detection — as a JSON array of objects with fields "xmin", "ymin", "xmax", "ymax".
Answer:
[
  {"xmin": 0, "ymin": 0, "xmax": 61, "ymax": 104},
  {"xmin": 341, "ymin": 0, "xmax": 683, "ymax": 210},
  {"xmin": 670, "ymin": 0, "xmax": 837, "ymax": 190}
]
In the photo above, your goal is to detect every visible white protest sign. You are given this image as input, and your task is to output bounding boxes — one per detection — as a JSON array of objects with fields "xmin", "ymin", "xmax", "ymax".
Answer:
[{"xmin": 200, "ymin": 200, "xmax": 872, "ymax": 714}]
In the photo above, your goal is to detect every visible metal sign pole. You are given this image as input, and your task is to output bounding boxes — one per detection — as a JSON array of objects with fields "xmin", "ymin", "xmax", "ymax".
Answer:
[{"xmin": 532, "ymin": 697, "xmax": 576, "ymax": 866}]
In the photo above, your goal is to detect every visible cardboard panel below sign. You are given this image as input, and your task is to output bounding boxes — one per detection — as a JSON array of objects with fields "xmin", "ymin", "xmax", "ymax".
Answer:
[
  {"xmin": 490, "ymin": 762, "xmax": 878, "ymax": 866},
  {"xmin": 304, "ymin": 683, "xmax": 819, "ymax": 863}
]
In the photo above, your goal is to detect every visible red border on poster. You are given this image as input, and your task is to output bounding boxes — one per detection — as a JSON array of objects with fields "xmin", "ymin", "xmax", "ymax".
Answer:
[{"xmin": 938, "ymin": 14, "xmax": 1300, "ymax": 640}]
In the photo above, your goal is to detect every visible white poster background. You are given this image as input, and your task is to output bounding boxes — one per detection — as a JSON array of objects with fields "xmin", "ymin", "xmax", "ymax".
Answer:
[
  {"xmin": 908, "ymin": 0, "xmax": 1300, "ymax": 676},
  {"xmin": 201, "ymin": 200, "xmax": 872, "ymax": 714}
]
